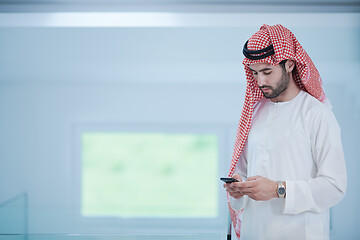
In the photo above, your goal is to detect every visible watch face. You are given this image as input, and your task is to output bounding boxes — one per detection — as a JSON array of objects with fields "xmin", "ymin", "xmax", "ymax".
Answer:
[{"xmin": 278, "ymin": 187, "xmax": 285, "ymax": 195}]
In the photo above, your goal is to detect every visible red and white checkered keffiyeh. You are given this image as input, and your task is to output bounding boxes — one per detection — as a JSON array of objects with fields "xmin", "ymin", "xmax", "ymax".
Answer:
[{"xmin": 228, "ymin": 24, "xmax": 327, "ymax": 239}]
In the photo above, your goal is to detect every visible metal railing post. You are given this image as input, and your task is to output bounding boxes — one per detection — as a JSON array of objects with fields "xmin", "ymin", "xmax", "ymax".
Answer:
[{"xmin": 227, "ymin": 212, "xmax": 232, "ymax": 240}]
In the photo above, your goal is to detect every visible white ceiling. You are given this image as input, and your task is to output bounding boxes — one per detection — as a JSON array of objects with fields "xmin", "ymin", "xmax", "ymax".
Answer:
[{"xmin": 0, "ymin": 0, "xmax": 359, "ymax": 12}]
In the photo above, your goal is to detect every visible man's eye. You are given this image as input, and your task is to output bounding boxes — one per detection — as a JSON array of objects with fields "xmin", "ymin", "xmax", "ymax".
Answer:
[
  {"xmin": 253, "ymin": 72, "xmax": 258, "ymax": 76},
  {"xmin": 263, "ymin": 71, "xmax": 272, "ymax": 75}
]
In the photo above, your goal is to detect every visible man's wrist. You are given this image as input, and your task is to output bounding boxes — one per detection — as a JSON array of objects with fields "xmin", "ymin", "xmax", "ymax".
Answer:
[{"xmin": 273, "ymin": 181, "xmax": 278, "ymax": 198}]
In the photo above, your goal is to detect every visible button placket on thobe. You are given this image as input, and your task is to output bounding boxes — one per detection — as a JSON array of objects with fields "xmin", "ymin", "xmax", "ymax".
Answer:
[{"xmin": 257, "ymin": 103, "xmax": 279, "ymax": 177}]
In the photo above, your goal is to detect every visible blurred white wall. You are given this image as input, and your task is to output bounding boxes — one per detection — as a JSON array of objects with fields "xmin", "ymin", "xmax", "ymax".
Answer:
[{"xmin": 0, "ymin": 12, "xmax": 359, "ymax": 239}]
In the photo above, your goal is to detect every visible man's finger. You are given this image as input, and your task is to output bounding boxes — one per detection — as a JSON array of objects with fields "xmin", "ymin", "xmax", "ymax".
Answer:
[
  {"xmin": 226, "ymin": 187, "xmax": 237, "ymax": 193},
  {"xmin": 247, "ymin": 175, "xmax": 260, "ymax": 181},
  {"xmin": 240, "ymin": 189, "xmax": 253, "ymax": 194},
  {"xmin": 231, "ymin": 180, "xmax": 256, "ymax": 189},
  {"xmin": 231, "ymin": 174, "xmax": 243, "ymax": 181},
  {"xmin": 231, "ymin": 193, "xmax": 244, "ymax": 199}
]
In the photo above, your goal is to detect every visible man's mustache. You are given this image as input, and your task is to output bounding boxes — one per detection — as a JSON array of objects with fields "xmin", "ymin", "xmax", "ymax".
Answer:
[{"xmin": 259, "ymin": 86, "xmax": 273, "ymax": 90}]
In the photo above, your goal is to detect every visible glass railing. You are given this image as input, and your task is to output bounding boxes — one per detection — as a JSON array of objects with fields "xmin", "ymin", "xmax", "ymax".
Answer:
[
  {"xmin": 0, "ymin": 192, "xmax": 28, "ymax": 236},
  {"xmin": 0, "ymin": 193, "xmax": 230, "ymax": 240}
]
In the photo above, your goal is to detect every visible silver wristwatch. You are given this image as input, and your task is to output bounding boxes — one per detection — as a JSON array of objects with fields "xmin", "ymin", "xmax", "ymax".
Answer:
[{"xmin": 277, "ymin": 181, "xmax": 286, "ymax": 198}]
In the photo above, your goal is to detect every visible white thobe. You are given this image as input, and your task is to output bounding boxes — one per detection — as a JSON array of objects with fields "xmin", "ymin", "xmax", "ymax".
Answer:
[{"xmin": 230, "ymin": 90, "xmax": 347, "ymax": 240}]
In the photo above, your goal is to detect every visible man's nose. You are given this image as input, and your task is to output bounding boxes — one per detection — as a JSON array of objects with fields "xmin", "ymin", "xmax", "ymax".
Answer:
[{"xmin": 257, "ymin": 75, "xmax": 267, "ymax": 86}]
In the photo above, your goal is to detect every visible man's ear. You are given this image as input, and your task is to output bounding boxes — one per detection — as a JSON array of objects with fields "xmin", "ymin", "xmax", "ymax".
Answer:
[{"xmin": 286, "ymin": 60, "xmax": 295, "ymax": 73}]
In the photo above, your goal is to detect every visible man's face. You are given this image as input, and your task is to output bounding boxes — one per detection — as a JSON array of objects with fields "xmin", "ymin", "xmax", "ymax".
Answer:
[{"xmin": 249, "ymin": 62, "xmax": 290, "ymax": 100}]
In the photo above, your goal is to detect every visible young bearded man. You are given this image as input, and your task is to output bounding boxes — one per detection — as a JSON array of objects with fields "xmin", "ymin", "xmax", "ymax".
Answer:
[{"xmin": 223, "ymin": 24, "xmax": 347, "ymax": 240}]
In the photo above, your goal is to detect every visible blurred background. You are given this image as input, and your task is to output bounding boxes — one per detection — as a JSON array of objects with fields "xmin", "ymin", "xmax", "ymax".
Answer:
[{"xmin": 0, "ymin": 0, "xmax": 359, "ymax": 239}]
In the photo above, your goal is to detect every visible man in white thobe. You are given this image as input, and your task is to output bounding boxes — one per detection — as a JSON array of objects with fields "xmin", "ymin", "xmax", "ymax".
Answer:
[{"xmin": 224, "ymin": 24, "xmax": 347, "ymax": 240}]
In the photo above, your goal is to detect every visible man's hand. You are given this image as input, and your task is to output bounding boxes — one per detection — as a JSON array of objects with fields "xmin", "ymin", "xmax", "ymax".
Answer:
[
  {"xmin": 239, "ymin": 175, "xmax": 278, "ymax": 201},
  {"xmin": 223, "ymin": 174, "xmax": 244, "ymax": 199},
  {"xmin": 224, "ymin": 175, "xmax": 278, "ymax": 201}
]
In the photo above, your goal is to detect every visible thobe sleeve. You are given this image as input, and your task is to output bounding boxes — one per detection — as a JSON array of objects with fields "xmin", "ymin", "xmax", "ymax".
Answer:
[
  {"xmin": 230, "ymin": 141, "xmax": 249, "ymax": 211},
  {"xmin": 283, "ymin": 107, "xmax": 347, "ymax": 214}
]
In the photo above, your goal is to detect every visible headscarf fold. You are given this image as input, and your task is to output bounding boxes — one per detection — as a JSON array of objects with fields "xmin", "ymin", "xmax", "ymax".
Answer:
[{"xmin": 228, "ymin": 24, "xmax": 327, "ymax": 239}]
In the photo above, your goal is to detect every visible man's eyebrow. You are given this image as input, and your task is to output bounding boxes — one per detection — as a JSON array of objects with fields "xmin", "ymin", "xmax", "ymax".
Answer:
[{"xmin": 248, "ymin": 67, "xmax": 273, "ymax": 72}]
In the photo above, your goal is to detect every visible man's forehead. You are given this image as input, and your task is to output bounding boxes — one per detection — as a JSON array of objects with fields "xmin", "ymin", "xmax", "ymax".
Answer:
[{"xmin": 248, "ymin": 62, "xmax": 275, "ymax": 71}]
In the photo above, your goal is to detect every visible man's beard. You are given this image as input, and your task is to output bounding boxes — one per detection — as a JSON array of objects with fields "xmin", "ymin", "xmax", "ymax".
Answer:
[{"xmin": 260, "ymin": 70, "xmax": 290, "ymax": 99}]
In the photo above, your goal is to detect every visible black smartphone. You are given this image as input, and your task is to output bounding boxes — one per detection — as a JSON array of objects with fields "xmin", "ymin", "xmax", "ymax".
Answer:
[{"xmin": 220, "ymin": 177, "xmax": 239, "ymax": 183}]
